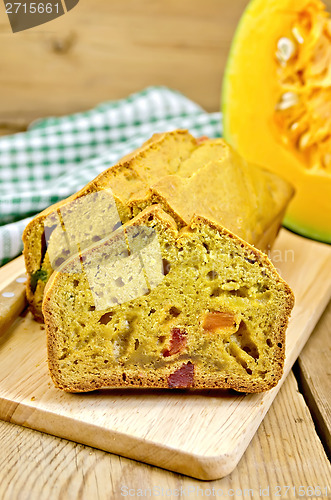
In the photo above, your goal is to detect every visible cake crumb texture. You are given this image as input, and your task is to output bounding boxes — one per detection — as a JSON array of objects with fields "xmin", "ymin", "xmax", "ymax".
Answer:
[{"xmin": 43, "ymin": 205, "xmax": 294, "ymax": 393}]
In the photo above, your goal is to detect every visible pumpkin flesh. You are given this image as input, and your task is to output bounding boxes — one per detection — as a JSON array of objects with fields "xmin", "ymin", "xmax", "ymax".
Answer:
[{"xmin": 223, "ymin": 0, "xmax": 331, "ymax": 243}]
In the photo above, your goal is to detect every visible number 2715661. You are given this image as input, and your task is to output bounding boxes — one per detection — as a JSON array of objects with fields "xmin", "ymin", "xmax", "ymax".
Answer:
[{"xmin": 5, "ymin": 3, "xmax": 60, "ymax": 14}]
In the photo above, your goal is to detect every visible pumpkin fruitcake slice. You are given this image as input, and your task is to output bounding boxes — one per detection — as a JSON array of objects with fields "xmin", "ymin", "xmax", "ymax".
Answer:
[{"xmin": 43, "ymin": 205, "xmax": 294, "ymax": 393}]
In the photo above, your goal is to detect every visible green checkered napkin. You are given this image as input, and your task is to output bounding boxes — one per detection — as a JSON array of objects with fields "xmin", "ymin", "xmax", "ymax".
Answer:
[{"xmin": 0, "ymin": 86, "xmax": 222, "ymax": 266}]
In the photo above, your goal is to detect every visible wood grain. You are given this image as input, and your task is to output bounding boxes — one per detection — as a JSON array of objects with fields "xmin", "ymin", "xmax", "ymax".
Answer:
[
  {"xmin": 0, "ymin": 371, "xmax": 330, "ymax": 500},
  {"xmin": 2, "ymin": 0, "xmax": 331, "ymax": 135},
  {"xmin": 0, "ymin": 229, "xmax": 330, "ymax": 480},
  {"xmin": 0, "ymin": 255, "xmax": 27, "ymax": 335},
  {"xmin": 0, "ymin": 274, "xmax": 27, "ymax": 335},
  {"xmin": 0, "ymin": 254, "xmax": 25, "ymax": 288},
  {"xmin": 0, "ymin": 253, "xmax": 27, "ymax": 335},
  {"xmin": 297, "ymin": 301, "xmax": 331, "ymax": 456},
  {"xmin": 0, "ymin": 0, "xmax": 249, "ymax": 134}
]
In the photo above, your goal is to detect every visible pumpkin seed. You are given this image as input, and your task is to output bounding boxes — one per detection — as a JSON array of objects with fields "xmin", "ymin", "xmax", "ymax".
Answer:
[
  {"xmin": 290, "ymin": 122, "xmax": 299, "ymax": 131},
  {"xmin": 322, "ymin": 153, "xmax": 331, "ymax": 168},
  {"xmin": 276, "ymin": 37, "xmax": 296, "ymax": 63},
  {"xmin": 276, "ymin": 92, "xmax": 299, "ymax": 110},
  {"xmin": 292, "ymin": 26, "xmax": 304, "ymax": 44},
  {"xmin": 299, "ymin": 131, "xmax": 311, "ymax": 149}
]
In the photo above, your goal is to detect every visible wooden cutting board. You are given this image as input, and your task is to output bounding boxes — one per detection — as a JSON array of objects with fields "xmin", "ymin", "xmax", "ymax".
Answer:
[{"xmin": 0, "ymin": 229, "xmax": 330, "ymax": 480}]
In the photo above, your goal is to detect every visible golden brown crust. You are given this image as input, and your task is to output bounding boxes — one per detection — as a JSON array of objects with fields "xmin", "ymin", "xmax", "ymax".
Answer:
[{"xmin": 46, "ymin": 365, "xmax": 281, "ymax": 394}]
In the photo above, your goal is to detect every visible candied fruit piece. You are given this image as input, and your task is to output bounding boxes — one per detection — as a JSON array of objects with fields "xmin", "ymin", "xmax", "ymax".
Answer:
[
  {"xmin": 202, "ymin": 311, "xmax": 236, "ymax": 332},
  {"xmin": 167, "ymin": 362, "xmax": 194, "ymax": 388},
  {"xmin": 163, "ymin": 327, "xmax": 187, "ymax": 357}
]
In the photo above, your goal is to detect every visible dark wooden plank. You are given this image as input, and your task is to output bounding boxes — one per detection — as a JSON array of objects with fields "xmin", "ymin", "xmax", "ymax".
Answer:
[{"xmin": 297, "ymin": 300, "xmax": 331, "ymax": 456}]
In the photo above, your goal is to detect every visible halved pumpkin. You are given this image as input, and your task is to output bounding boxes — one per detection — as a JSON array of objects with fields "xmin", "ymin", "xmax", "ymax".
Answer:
[{"xmin": 222, "ymin": 0, "xmax": 331, "ymax": 243}]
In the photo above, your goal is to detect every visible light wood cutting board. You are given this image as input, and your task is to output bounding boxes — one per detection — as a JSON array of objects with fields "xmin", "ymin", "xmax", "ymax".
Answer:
[{"xmin": 0, "ymin": 229, "xmax": 330, "ymax": 480}]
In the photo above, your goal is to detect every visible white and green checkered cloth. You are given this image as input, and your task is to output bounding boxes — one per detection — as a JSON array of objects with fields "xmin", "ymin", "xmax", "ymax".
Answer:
[{"xmin": 0, "ymin": 86, "xmax": 222, "ymax": 266}]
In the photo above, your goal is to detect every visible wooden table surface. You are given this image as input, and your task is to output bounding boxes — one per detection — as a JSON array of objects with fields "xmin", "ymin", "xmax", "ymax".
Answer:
[
  {"xmin": 0, "ymin": 259, "xmax": 330, "ymax": 499},
  {"xmin": 2, "ymin": 0, "xmax": 330, "ymax": 136}
]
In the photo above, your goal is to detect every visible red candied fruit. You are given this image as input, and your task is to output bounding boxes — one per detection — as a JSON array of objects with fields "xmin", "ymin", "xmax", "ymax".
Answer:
[
  {"xmin": 168, "ymin": 362, "xmax": 194, "ymax": 388},
  {"xmin": 162, "ymin": 327, "xmax": 187, "ymax": 357}
]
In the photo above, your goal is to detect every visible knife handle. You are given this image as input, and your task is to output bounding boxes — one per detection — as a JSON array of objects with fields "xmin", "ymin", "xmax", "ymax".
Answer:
[{"xmin": 0, "ymin": 274, "xmax": 27, "ymax": 335}]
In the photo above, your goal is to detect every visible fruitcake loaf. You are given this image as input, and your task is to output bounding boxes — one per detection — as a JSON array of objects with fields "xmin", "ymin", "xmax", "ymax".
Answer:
[
  {"xmin": 128, "ymin": 147, "xmax": 293, "ymax": 249},
  {"xmin": 23, "ymin": 130, "xmax": 293, "ymax": 321},
  {"xmin": 43, "ymin": 205, "xmax": 294, "ymax": 393}
]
